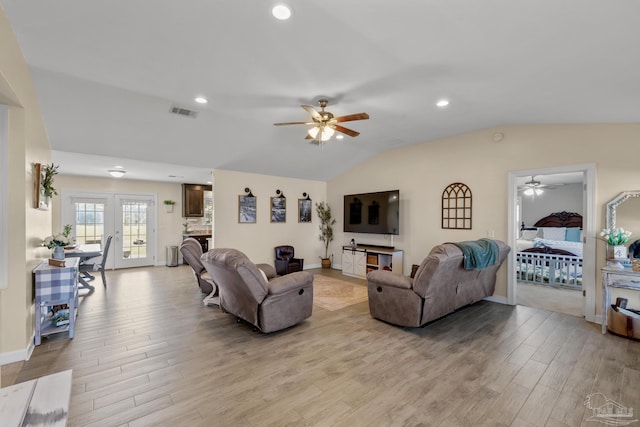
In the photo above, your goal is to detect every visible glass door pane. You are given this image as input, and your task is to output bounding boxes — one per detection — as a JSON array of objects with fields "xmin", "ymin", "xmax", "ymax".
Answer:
[{"xmin": 115, "ymin": 196, "xmax": 155, "ymax": 268}]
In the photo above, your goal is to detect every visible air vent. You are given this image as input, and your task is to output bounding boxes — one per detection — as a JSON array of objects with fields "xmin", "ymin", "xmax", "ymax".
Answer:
[{"xmin": 169, "ymin": 104, "xmax": 198, "ymax": 118}]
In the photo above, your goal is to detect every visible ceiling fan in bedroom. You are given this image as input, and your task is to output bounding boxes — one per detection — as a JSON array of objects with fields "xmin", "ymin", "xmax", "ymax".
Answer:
[
  {"xmin": 273, "ymin": 99, "xmax": 369, "ymax": 145},
  {"xmin": 519, "ymin": 175, "xmax": 566, "ymax": 196}
]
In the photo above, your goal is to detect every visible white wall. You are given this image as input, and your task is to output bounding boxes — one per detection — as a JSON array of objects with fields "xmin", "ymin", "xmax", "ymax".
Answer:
[
  {"xmin": 325, "ymin": 124, "xmax": 640, "ymax": 314},
  {"xmin": 0, "ymin": 6, "xmax": 53, "ymax": 364},
  {"xmin": 213, "ymin": 169, "xmax": 326, "ymax": 266},
  {"xmin": 521, "ymin": 183, "xmax": 583, "ymax": 227}
]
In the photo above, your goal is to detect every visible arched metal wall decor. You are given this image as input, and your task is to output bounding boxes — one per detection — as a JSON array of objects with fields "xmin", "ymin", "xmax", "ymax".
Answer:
[{"xmin": 442, "ymin": 182, "xmax": 472, "ymax": 229}]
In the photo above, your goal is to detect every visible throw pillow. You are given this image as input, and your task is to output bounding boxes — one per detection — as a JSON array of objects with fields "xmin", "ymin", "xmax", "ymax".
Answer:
[
  {"xmin": 258, "ymin": 268, "xmax": 269, "ymax": 284},
  {"xmin": 520, "ymin": 229, "xmax": 538, "ymax": 240},
  {"xmin": 565, "ymin": 227, "xmax": 582, "ymax": 242},
  {"xmin": 542, "ymin": 227, "xmax": 566, "ymax": 241}
]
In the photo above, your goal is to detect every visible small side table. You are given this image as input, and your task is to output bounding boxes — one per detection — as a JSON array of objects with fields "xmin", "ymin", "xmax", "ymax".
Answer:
[
  {"xmin": 33, "ymin": 257, "xmax": 79, "ymax": 345},
  {"xmin": 601, "ymin": 266, "xmax": 640, "ymax": 334}
]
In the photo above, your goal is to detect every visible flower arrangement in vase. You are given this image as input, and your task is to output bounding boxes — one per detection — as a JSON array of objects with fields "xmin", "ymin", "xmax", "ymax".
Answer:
[
  {"xmin": 42, "ymin": 224, "xmax": 74, "ymax": 260},
  {"xmin": 600, "ymin": 227, "xmax": 632, "ymax": 261}
]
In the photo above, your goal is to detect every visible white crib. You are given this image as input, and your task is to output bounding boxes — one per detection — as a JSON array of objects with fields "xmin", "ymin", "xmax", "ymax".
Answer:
[{"xmin": 516, "ymin": 251, "xmax": 582, "ymax": 290}]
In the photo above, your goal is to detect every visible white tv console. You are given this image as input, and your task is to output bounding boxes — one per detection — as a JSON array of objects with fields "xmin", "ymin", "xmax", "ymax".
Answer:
[{"xmin": 342, "ymin": 245, "xmax": 403, "ymax": 279}]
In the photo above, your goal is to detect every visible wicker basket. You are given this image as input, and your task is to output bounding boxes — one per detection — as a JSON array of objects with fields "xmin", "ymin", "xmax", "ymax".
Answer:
[{"xmin": 632, "ymin": 258, "xmax": 640, "ymax": 272}]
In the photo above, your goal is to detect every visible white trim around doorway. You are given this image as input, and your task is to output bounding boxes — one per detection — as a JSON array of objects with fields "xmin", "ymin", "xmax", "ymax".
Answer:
[{"xmin": 507, "ymin": 163, "xmax": 597, "ymax": 323}]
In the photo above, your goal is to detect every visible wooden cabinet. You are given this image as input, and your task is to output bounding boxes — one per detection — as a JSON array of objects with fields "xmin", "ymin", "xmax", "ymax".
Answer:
[
  {"xmin": 342, "ymin": 247, "xmax": 367, "ymax": 278},
  {"xmin": 342, "ymin": 246, "xmax": 403, "ymax": 279},
  {"xmin": 182, "ymin": 184, "xmax": 212, "ymax": 217}
]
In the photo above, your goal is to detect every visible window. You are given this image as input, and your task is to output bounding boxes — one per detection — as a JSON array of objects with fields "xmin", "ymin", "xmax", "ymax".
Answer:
[{"xmin": 74, "ymin": 202, "xmax": 105, "ymax": 245}]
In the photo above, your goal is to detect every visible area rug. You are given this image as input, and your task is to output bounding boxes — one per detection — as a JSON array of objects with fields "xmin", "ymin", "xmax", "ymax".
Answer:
[{"xmin": 313, "ymin": 275, "xmax": 369, "ymax": 311}]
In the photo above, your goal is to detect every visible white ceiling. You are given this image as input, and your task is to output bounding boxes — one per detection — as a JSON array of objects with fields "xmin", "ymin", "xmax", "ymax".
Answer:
[{"xmin": 2, "ymin": 1, "xmax": 639, "ymax": 183}]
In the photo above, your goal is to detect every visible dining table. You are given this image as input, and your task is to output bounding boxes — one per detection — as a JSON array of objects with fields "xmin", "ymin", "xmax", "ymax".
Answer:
[{"xmin": 64, "ymin": 244, "xmax": 102, "ymax": 291}]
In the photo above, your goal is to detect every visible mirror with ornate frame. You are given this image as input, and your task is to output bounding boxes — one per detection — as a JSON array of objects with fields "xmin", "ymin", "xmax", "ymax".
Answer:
[{"xmin": 606, "ymin": 191, "xmax": 640, "ymax": 262}]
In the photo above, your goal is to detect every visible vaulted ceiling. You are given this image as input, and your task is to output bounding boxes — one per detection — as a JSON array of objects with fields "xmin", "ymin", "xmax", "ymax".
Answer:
[{"xmin": 2, "ymin": 1, "xmax": 639, "ymax": 183}]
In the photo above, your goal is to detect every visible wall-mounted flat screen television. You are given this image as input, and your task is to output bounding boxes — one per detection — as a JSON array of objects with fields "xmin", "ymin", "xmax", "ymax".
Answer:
[{"xmin": 343, "ymin": 190, "xmax": 400, "ymax": 235}]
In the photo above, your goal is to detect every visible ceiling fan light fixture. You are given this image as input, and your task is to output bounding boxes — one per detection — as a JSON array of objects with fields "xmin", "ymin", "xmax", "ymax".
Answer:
[
  {"xmin": 307, "ymin": 126, "xmax": 319, "ymax": 139},
  {"xmin": 321, "ymin": 127, "xmax": 334, "ymax": 141},
  {"xmin": 272, "ymin": 4, "xmax": 292, "ymax": 20},
  {"xmin": 108, "ymin": 169, "xmax": 126, "ymax": 178}
]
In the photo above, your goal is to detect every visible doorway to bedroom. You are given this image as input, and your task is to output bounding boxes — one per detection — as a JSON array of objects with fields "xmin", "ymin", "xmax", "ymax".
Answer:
[{"xmin": 508, "ymin": 164, "xmax": 596, "ymax": 321}]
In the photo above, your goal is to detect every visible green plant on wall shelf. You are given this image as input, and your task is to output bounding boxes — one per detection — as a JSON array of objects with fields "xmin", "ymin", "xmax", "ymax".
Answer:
[
  {"xmin": 41, "ymin": 163, "xmax": 59, "ymax": 198},
  {"xmin": 163, "ymin": 200, "xmax": 176, "ymax": 206}
]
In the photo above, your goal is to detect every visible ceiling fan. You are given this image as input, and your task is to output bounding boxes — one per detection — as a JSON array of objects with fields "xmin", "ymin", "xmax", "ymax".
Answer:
[
  {"xmin": 519, "ymin": 175, "xmax": 565, "ymax": 196},
  {"xmin": 273, "ymin": 99, "xmax": 369, "ymax": 144}
]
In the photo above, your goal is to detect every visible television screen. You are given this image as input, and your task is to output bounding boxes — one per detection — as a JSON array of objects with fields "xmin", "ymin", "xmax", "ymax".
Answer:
[{"xmin": 343, "ymin": 190, "xmax": 400, "ymax": 235}]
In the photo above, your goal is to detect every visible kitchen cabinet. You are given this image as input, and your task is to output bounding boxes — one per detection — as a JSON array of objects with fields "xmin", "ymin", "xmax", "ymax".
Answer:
[{"xmin": 182, "ymin": 184, "xmax": 212, "ymax": 217}]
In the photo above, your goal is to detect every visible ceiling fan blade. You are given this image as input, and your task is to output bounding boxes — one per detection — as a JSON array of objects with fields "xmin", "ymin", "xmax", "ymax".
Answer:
[
  {"xmin": 274, "ymin": 121, "xmax": 314, "ymax": 126},
  {"xmin": 333, "ymin": 124, "xmax": 360, "ymax": 137},
  {"xmin": 301, "ymin": 105, "xmax": 323, "ymax": 121},
  {"xmin": 334, "ymin": 112, "xmax": 369, "ymax": 122}
]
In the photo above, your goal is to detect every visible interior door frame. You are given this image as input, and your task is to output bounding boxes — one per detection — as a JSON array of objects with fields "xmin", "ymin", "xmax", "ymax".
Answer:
[{"xmin": 507, "ymin": 163, "xmax": 597, "ymax": 322}]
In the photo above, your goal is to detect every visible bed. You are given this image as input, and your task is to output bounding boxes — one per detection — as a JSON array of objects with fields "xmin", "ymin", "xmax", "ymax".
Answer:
[{"xmin": 516, "ymin": 211, "xmax": 583, "ymax": 290}]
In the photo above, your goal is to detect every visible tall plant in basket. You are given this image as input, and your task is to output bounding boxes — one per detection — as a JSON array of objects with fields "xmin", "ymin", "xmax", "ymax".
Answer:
[{"xmin": 316, "ymin": 202, "xmax": 336, "ymax": 268}]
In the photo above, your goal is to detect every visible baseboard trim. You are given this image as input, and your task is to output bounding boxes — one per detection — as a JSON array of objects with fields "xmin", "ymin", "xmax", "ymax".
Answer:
[
  {"xmin": 0, "ymin": 335, "xmax": 34, "ymax": 366},
  {"xmin": 484, "ymin": 295, "xmax": 509, "ymax": 305}
]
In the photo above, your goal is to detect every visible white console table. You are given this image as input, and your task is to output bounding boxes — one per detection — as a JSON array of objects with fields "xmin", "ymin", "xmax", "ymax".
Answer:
[
  {"xmin": 342, "ymin": 245, "xmax": 403, "ymax": 279},
  {"xmin": 601, "ymin": 266, "xmax": 640, "ymax": 334}
]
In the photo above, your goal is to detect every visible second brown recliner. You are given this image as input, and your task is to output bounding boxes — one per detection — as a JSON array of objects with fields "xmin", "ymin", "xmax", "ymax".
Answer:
[{"xmin": 201, "ymin": 248, "xmax": 313, "ymax": 333}]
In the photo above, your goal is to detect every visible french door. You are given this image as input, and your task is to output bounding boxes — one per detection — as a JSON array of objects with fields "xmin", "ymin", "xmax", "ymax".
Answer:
[
  {"xmin": 62, "ymin": 191, "xmax": 156, "ymax": 270},
  {"xmin": 114, "ymin": 195, "xmax": 155, "ymax": 268}
]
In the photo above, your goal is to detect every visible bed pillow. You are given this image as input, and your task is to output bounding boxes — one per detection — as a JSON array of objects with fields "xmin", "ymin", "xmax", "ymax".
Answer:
[
  {"xmin": 565, "ymin": 227, "xmax": 582, "ymax": 242},
  {"xmin": 520, "ymin": 229, "xmax": 538, "ymax": 240},
  {"xmin": 541, "ymin": 227, "xmax": 566, "ymax": 241}
]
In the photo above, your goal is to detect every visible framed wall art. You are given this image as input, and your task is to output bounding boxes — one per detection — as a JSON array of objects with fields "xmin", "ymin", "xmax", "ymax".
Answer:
[
  {"xmin": 271, "ymin": 189, "xmax": 286, "ymax": 223},
  {"xmin": 298, "ymin": 193, "xmax": 312, "ymax": 223},
  {"xmin": 442, "ymin": 182, "xmax": 472, "ymax": 229},
  {"xmin": 238, "ymin": 188, "xmax": 256, "ymax": 223}
]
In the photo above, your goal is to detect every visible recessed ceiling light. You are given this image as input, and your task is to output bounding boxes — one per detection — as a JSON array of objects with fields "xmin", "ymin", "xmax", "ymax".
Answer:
[
  {"xmin": 108, "ymin": 170, "xmax": 126, "ymax": 178},
  {"xmin": 195, "ymin": 97, "xmax": 208, "ymax": 104},
  {"xmin": 436, "ymin": 99, "xmax": 450, "ymax": 108},
  {"xmin": 272, "ymin": 4, "xmax": 292, "ymax": 20},
  {"xmin": 336, "ymin": 135, "xmax": 344, "ymax": 140}
]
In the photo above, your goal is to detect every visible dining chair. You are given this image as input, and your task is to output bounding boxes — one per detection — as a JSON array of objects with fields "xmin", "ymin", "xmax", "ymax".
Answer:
[{"xmin": 79, "ymin": 235, "xmax": 112, "ymax": 287}]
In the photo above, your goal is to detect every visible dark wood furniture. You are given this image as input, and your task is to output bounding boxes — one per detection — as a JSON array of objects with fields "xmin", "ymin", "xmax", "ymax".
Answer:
[
  {"xmin": 182, "ymin": 184, "xmax": 212, "ymax": 217},
  {"xmin": 533, "ymin": 211, "xmax": 582, "ymax": 228}
]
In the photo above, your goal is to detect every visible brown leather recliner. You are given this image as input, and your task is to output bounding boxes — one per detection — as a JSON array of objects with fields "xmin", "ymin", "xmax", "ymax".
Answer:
[
  {"xmin": 274, "ymin": 245, "xmax": 304, "ymax": 275},
  {"xmin": 201, "ymin": 248, "xmax": 313, "ymax": 333},
  {"xmin": 367, "ymin": 240, "xmax": 510, "ymax": 327}
]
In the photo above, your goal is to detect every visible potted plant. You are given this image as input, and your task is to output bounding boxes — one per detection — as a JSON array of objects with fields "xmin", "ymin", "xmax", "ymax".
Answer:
[
  {"xmin": 316, "ymin": 202, "xmax": 336, "ymax": 268},
  {"xmin": 164, "ymin": 200, "xmax": 176, "ymax": 213},
  {"xmin": 41, "ymin": 163, "xmax": 59, "ymax": 206}
]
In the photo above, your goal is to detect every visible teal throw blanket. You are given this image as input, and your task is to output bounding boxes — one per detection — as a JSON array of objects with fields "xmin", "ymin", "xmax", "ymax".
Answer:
[{"xmin": 452, "ymin": 238, "xmax": 499, "ymax": 270}]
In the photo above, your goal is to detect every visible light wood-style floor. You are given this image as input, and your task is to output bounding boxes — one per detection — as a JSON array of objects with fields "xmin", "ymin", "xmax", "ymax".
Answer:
[
  {"xmin": 516, "ymin": 282, "xmax": 583, "ymax": 318},
  {"xmin": 4, "ymin": 265, "xmax": 640, "ymax": 426}
]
